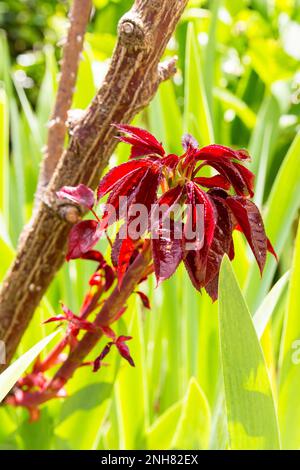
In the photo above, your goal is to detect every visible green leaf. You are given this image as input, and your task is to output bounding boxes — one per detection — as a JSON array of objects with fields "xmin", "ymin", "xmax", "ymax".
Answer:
[
  {"xmin": 246, "ymin": 131, "xmax": 300, "ymax": 311},
  {"xmin": 0, "ymin": 331, "xmax": 59, "ymax": 403},
  {"xmin": 253, "ymin": 271, "xmax": 290, "ymax": 339},
  {"xmin": 184, "ymin": 22, "xmax": 214, "ymax": 146},
  {"xmin": 172, "ymin": 377, "xmax": 211, "ymax": 450},
  {"xmin": 248, "ymin": 39, "xmax": 298, "ymax": 86},
  {"xmin": 114, "ymin": 298, "xmax": 149, "ymax": 449},
  {"xmin": 214, "ymin": 87, "xmax": 257, "ymax": 129},
  {"xmin": 219, "ymin": 256, "xmax": 280, "ymax": 450},
  {"xmin": 146, "ymin": 401, "xmax": 183, "ymax": 450},
  {"xmin": 279, "ymin": 221, "xmax": 300, "ymax": 449},
  {"xmin": 204, "ymin": 0, "xmax": 220, "ymax": 114}
]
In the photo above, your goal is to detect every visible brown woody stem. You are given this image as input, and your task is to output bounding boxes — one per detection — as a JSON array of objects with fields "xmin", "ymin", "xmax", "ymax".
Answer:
[
  {"xmin": 51, "ymin": 242, "xmax": 152, "ymax": 389},
  {"xmin": 7, "ymin": 243, "xmax": 152, "ymax": 408},
  {"xmin": 36, "ymin": 0, "xmax": 92, "ymax": 204},
  {"xmin": 0, "ymin": 0, "xmax": 188, "ymax": 367}
]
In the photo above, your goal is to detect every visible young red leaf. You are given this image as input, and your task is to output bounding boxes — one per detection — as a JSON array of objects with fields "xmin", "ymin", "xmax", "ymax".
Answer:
[
  {"xmin": 130, "ymin": 166, "xmax": 162, "ymax": 212},
  {"xmin": 115, "ymin": 336, "xmax": 135, "ymax": 367},
  {"xmin": 204, "ymin": 275, "xmax": 219, "ymax": 302},
  {"xmin": 203, "ymin": 197, "xmax": 233, "ymax": 300},
  {"xmin": 183, "ymin": 183, "xmax": 216, "ymax": 290},
  {"xmin": 195, "ymin": 144, "xmax": 250, "ymax": 162},
  {"xmin": 193, "ymin": 174, "xmax": 231, "ymax": 190},
  {"xmin": 199, "ymin": 160, "xmax": 254, "ymax": 197},
  {"xmin": 232, "ymin": 162, "xmax": 255, "ymax": 197},
  {"xmin": 156, "ymin": 184, "xmax": 184, "ymax": 211},
  {"xmin": 114, "ymin": 124, "xmax": 165, "ymax": 158},
  {"xmin": 267, "ymin": 238, "xmax": 278, "ymax": 261},
  {"xmin": 56, "ymin": 184, "xmax": 95, "ymax": 209},
  {"xmin": 44, "ymin": 304, "xmax": 97, "ymax": 333},
  {"xmin": 161, "ymin": 154, "xmax": 179, "ymax": 169},
  {"xmin": 97, "ymin": 159, "xmax": 152, "ymax": 201},
  {"xmin": 81, "ymin": 250, "xmax": 104, "ymax": 264},
  {"xmin": 104, "ymin": 265, "xmax": 116, "ymax": 291},
  {"xmin": 66, "ymin": 220, "xmax": 100, "ymax": 261},
  {"xmin": 188, "ymin": 182, "xmax": 216, "ymax": 249},
  {"xmin": 101, "ymin": 325, "xmax": 116, "ymax": 340},
  {"xmin": 93, "ymin": 343, "xmax": 113, "ymax": 372},
  {"xmin": 226, "ymin": 197, "xmax": 267, "ymax": 273},
  {"xmin": 99, "ymin": 166, "xmax": 152, "ymax": 232},
  {"xmin": 117, "ymin": 237, "xmax": 136, "ymax": 286},
  {"xmin": 152, "ymin": 221, "xmax": 183, "ymax": 284},
  {"xmin": 136, "ymin": 291, "xmax": 151, "ymax": 309}
]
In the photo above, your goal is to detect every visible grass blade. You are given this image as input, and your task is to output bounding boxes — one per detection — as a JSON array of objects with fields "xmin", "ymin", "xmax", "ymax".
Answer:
[
  {"xmin": 0, "ymin": 331, "xmax": 59, "ymax": 402},
  {"xmin": 184, "ymin": 22, "xmax": 214, "ymax": 145},
  {"xmin": 219, "ymin": 256, "xmax": 280, "ymax": 449}
]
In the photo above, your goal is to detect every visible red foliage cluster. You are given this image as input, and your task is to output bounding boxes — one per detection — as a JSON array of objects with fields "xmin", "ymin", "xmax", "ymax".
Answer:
[
  {"xmin": 60, "ymin": 124, "xmax": 276, "ymax": 300},
  {"xmin": 6, "ymin": 125, "xmax": 276, "ymax": 420}
]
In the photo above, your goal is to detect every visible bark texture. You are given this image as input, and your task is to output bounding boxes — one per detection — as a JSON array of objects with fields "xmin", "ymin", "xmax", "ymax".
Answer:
[
  {"xmin": 0, "ymin": 0, "xmax": 188, "ymax": 366},
  {"xmin": 37, "ymin": 0, "xmax": 93, "ymax": 200}
]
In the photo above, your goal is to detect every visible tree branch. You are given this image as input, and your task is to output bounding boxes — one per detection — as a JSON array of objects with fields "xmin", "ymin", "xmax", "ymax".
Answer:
[
  {"xmin": 37, "ymin": 0, "xmax": 92, "ymax": 202},
  {"xmin": 0, "ymin": 0, "xmax": 188, "ymax": 367},
  {"xmin": 6, "ymin": 244, "xmax": 152, "ymax": 409}
]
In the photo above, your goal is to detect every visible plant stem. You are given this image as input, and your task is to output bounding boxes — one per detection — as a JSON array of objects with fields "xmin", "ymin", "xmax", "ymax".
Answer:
[
  {"xmin": 36, "ymin": 0, "xmax": 93, "ymax": 204},
  {"xmin": 50, "ymin": 242, "xmax": 151, "ymax": 389}
]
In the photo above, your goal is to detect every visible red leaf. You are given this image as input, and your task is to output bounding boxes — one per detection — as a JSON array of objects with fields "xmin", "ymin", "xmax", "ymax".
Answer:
[
  {"xmin": 89, "ymin": 273, "xmax": 102, "ymax": 286},
  {"xmin": 93, "ymin": 343, "xmax": 113, "ymax": 372},
  {"xmin": 115, "ymin": 336, "xmax": 135, "ymax": 367},
  {"xmin": 93, "ymin": 333, "xmax": 135, "ymax": 371},
  {"xmin": 200, "ymin": 160, "xmax": 254, "ymax": 197},
  {"xmin": 152, "ymin": 184, "xmax": 184, "ymax": 228},
  {"xmin": 114, "ymin": 124, "xmax": 165, "ymax": 158},
  {"xmin": 195, "ymin": 144, "xmax": 251, "ymax": 162},
  {"xmin": 232, "ymin": 162, "xmax": 255, "ymax": 197},
  {"xmin": 203, "ymin": 197, "xmax": 233, "ymax": 299},
  {"xmin": 44, "ymin": 304, "xmax": 98, "ymax": 332},
  {"xmin": 187, "ymin": 182, "xmax": 216, "ymax": 249},
  {"xmin": 99, "ymin": 166, "xmax": 151, "ymax": 231},
  {"xmin": 156, "ymin": 184, "xmax": 184, "ymax": 209},
  {"xmin": 204, "ymin": 275, "xmax": 219, "ymax": 302},
  {"xmin": 161, "ymin": 154, "xmax": 179, "ymax": 169},
  {"xmin": 267, "ymin": 238, "xmax": 278, "ymax": 261},
  {"xmin": 43, "ymin": 315, "xmax": 66, "ymax": 324},
  {"xmin": 152, "ymin": 221, "xmax": 183, "ymax": 284},
  {"xmin": 183, "ymin": 183, "xmax": 217, "ymax": 290},
  {"xmin": 97, "ymin": 159, "xmax": 152, "ymax": 201},
  {"xmin": 101, "ymin": 325, "xmax": 116, "ymax": 340},
  {"xmin": 117, "ymin": 237, "xmax": 136, "ymax": 286},
  {"xmin": 81, "ymin": 250, "xmax": 104, "ymax": 264},
  {"xmin": 130, "ymin": 166, "xmax": 162, "ymax": 212},
  {"xmin": 56, "ymin": 184, "xmax": 95, "ymax": 209},
  {"xmin": 193, "ymin": 174, "xmax": 231, "ymax": 190},
  {"xmin": 104, "ymin": 265, "xmax": 116, "ymax": 291},
  {"xmin": 66, "ymin": 220, "xmax": 100, "ymax": 261},
  {"xmin": 226, "ymin": 197, "xmax": 267, "ymax": 273},
  {"xmin": 111, "ymin": 229, "xmax": 124, "ymax": 267},
  {"xmin": 136, "ymin": 291, "xmax": 151, "ymax": 309}
]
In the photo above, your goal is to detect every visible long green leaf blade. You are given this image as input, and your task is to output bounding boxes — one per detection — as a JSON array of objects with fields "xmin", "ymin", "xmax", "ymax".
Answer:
[
  {"xmin": 0, "ymin": 331, "xmax": 59, "ymax": 402},
  {"xmin": 219, "ymin": 256, "xmax": 280, "ymax": 450}
]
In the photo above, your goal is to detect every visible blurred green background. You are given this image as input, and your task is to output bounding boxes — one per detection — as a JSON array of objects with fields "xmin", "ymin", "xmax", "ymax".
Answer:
[{"xmin": 1, "ymin": 0, "xmax": 300, "ymax": 450}]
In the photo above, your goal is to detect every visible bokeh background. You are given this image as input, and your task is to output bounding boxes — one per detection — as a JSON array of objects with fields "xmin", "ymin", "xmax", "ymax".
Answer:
[{"xmin": 1, "ymin": 0, "xmax": 300, "ymax": 450}]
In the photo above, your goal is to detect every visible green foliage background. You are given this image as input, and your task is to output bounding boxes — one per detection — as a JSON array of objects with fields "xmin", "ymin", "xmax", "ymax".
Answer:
[{"xmin": 1, "ymin": 0, "xmax": 300, "ymax": 450}]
